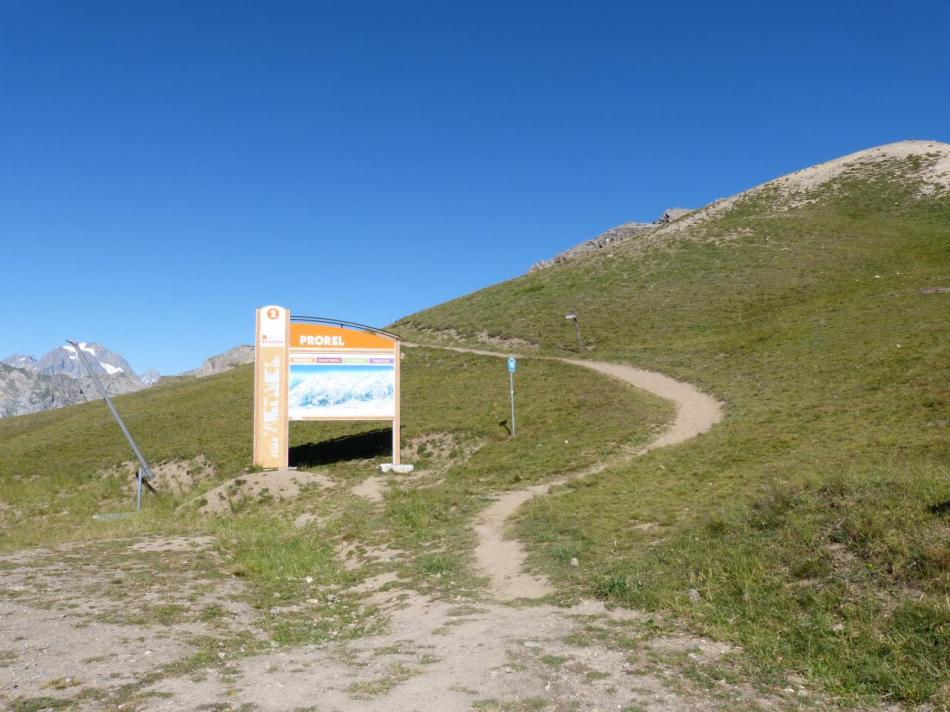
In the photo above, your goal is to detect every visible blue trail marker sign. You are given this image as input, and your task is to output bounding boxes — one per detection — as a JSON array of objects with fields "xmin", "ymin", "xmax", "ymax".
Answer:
[{"xmin": 507, "ymin": 356, "xmax": 517, "ymax": 437}]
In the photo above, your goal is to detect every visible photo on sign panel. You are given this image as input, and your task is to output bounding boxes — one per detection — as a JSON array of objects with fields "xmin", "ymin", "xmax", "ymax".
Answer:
[{"xmin": 288, "ymin": 356, "xmax": 395, "ymax": 420}]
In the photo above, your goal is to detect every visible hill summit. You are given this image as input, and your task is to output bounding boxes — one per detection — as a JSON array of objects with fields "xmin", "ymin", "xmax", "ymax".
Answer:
[{"xmin": 528, "ymin": 140, "xmax": 950, "ymax": 273}]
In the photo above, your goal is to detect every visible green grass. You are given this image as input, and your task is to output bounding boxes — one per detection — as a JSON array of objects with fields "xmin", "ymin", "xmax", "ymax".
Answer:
[
  {"xmin": 0, "ymin": 345, "xmax": 669, "ymax": 651},
  {"xmin": 9, "ymin": 697, "xmax": 73, "ymax": 712},
  {"xmin": 394, "ymin": 155, "xmax": 950, "ymax": 704},
  {"xmin": 0, "ymin": 347, "xmax": 668, "ymax": 548}
]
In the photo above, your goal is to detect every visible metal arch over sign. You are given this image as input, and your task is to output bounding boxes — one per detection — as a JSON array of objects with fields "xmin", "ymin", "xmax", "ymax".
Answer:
[{"xmin": 253, "ymin": 307, "xmax": 402, "ymax": 469}]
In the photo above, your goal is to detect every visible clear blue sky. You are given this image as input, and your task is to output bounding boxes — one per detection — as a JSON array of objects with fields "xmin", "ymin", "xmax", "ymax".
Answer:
[{"xmin": 2, "ymin": 1, "xmax": 948, "ymax": 374}]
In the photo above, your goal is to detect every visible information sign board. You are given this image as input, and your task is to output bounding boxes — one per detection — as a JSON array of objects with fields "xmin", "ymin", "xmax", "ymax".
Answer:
[{"xmin": 252, "ymin": 309, "xmax": 402, "ymax": 468}]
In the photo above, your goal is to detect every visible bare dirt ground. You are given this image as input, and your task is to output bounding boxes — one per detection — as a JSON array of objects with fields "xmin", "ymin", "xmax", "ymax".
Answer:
[
  {"xmin": 1, "ymin": 353, "xmax": 839, "ymax": 711},
  {"xmin": 199, "ymin": 469, "xmax": 334, "ymax": 514},
  {"xmin": 1, "ymin": 537, "xmax": 817, "ymax": 711}
]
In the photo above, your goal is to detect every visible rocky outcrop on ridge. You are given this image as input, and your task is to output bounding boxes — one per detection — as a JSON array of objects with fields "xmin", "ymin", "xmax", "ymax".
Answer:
[
  {"xmin": 140, "ymin": 368, "xmax": 162, "ymax": 386},
  {"xmin": 657, "ymin": 207, "xmax": 692, "ymax": 223},
  {"xmin": 182, "ymin": 345, "xmax": 254, "ymax": 377},
  {"xmin": 529, "ymin": 208, "xmax": 694, "ymax": 272}
]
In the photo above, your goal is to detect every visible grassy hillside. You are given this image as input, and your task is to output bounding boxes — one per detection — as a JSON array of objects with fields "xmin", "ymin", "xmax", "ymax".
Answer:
[
  {"xmin": 394, "ymin": 146, "xmax": 950, "ymax": 704},
  {"xmin": 0, "ymin": 345, "xmax": 670, "ymax": 662},
  {"xmin": 0, "ymin": 348, "xmax": 669, "ymax": 551}
]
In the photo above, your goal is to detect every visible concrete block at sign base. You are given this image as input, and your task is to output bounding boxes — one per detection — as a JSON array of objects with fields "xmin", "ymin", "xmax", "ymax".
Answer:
[{"xmin": 377, "ymin": 463, "xmax": 415, "ymax": 474}]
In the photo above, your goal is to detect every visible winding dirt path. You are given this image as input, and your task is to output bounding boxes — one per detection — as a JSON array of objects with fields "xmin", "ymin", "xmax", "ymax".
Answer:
[
  {"xmin": 1, "ymin": 351, "xmax": 785, "ymax": 712},
  {"xmin": 419, "ymin": 346, "xmax": 724, "ymax": 601}
]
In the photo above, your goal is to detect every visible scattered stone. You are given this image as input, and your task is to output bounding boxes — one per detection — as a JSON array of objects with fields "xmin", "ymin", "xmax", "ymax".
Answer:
[
  {"xmin": 528, "ymin": 208, "xmax": 695, "ymax": 272},
  {"xmin": 293, "ymin": 512, "xmax": 325, "ymax": 529},
  {"xmin": 529, "ymin": 220, "xmax": 653, "ymax": 272},
  {"xmin": 378, "ymin": 463, "xmax": 415, "ymax": 474},
  {"xmin": 658, "ymin": 207, "xmax": 692, "ymax": 223}
]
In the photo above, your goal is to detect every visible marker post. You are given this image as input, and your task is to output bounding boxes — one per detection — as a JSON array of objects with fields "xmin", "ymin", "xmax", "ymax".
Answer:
[{"xmin": 507, "ymin": 356, "xmax": 517, "ymax": 437}]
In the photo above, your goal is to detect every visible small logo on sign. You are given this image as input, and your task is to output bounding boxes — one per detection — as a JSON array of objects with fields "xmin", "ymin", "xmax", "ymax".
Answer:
[{"xmin": 267, "ymin": 308, "xmax": 280, "ymax": 319}]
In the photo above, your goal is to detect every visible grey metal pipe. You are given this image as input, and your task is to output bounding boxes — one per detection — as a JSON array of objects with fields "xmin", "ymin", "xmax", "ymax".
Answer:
[{"xmin": 67, "ymin": 341, "xmax": 156, "ymax": 493}]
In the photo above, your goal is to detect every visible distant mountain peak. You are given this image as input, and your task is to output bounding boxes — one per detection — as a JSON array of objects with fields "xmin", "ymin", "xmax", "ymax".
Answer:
[
  {"xmin": 0, "ymin": 341, "xmax": 261, "ymax": 418},
  {"xmin": 0, "ymin": 342, "xmax": 147, "ymax": 418},
  {"xmin": 36, "ymin": 342, "xmax": 136, "ymax": 381},
  {"xmin": 1, "ymin": 354, "xmax": 38, "ymax": 370}
]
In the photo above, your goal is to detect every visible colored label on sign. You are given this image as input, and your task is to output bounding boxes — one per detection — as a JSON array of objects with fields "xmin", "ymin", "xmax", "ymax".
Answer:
[
  {"xmin": 508, "ymin": 357, "xmax": 517, "ymax": 373},
  {"xmin": 290, "ymin": 323, "xmax": 395, "ymax": 350}
]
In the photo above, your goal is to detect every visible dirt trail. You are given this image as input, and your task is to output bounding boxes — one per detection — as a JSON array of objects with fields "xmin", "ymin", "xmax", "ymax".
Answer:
[
  {"xmin": 0, "ymin": 350, "xmax": 828, "ymax": 712},
  {"xmin": 420, "ymin": 345, "xmax": 724, "ymax": 600}
]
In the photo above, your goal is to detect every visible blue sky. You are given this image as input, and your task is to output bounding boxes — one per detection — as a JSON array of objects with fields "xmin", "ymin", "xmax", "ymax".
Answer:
[{"xmin": 2, "ymin": 1, "xmax": 948, "ymax": 374}]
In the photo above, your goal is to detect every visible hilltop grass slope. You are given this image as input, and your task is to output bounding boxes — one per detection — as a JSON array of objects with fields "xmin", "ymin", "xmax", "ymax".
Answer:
[
  {"xmin": 0, "ymin": 348, "xmax": 668, "ymax": 550},
  {"xmin": 394, "ymin": 141, "xmax": 950, "ymax": 704}
]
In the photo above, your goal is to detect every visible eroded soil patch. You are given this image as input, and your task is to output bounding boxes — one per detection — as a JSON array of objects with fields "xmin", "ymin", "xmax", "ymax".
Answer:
[{"xmin": 198, "ymin": 469, "xmax": 333, "ymax": 514}]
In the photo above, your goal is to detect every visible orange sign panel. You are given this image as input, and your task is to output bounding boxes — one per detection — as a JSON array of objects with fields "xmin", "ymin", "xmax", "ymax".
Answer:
[
  {"xmin": 290, "ymin": 323, "xmax": 396, "ymax": 351},
  {"xmin": 288, "ymin": 323, "xmax": 399, "ymax": 422}
]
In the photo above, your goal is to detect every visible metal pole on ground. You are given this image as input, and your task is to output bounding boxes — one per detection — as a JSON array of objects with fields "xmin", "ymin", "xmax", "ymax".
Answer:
[
  {"xmin": 67, "ymin": 340, "xmax": 157, "ymax": 496},
  {"xmin": 565, "ymin": 309, "xmax": 584, "ymax": 352},
  {"xmin": 508, "ymin": 356, "xmax": 517, "ymax": 437}
]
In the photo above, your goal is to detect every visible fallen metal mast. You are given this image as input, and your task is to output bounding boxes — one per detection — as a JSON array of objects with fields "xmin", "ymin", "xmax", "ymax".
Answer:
[{"xmin": 67, "ymin": 341, "xmax": 157, "ymax": 501}]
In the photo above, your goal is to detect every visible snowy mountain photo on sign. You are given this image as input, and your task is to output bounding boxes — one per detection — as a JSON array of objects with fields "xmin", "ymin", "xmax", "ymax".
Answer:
[{"xmin": 288, "ymin": 364, "xmax": 395, "ymax": 419}]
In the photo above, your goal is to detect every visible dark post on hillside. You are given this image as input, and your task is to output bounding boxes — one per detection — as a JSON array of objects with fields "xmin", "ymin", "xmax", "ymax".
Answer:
[
  {"xmin": 565, "ymin": 309, "xmax": 584, "ymax": 352},
  {"xmin": 507, "ymin": 356, "xmax": 517, "ymax": 437},
  {"xmin": 67, "ymin": 340, "xmax": 157, "ymax": 507}
]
